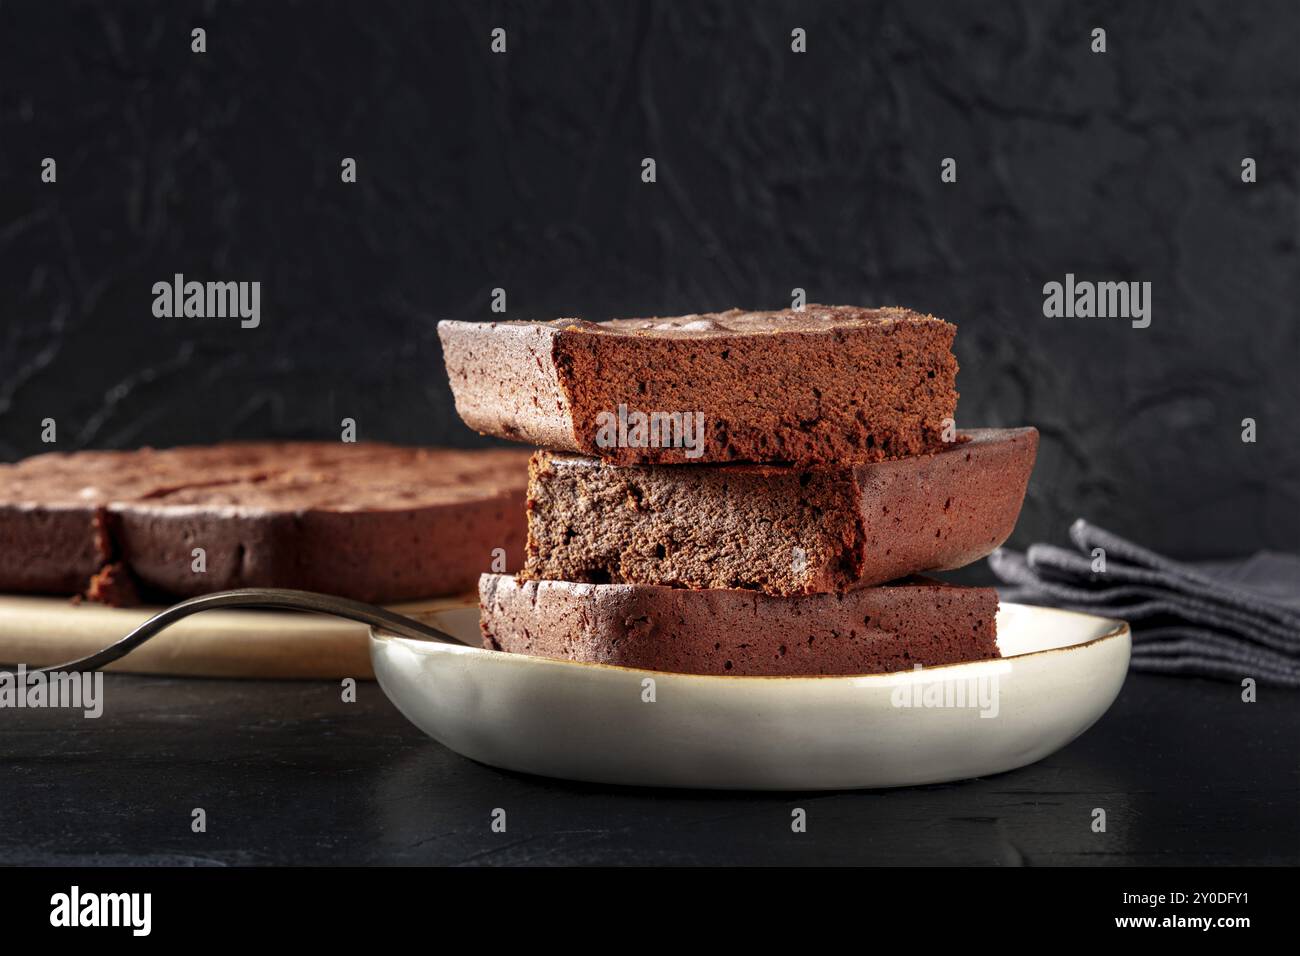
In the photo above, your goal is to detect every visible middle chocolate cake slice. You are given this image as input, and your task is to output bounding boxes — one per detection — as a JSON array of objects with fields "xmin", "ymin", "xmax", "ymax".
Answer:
[{"xmin": 525, "ymin": 427, "xmax": 1037, "ymax": 596}]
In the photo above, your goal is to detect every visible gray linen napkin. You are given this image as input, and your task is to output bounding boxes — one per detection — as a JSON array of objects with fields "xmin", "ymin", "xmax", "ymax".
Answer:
[{"xmin": 990, "ymin": 519, "xmax": 1300, "ymax": 687}]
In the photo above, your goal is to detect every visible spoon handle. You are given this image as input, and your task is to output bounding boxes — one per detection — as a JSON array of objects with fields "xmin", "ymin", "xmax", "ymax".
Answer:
[{"xmin": 24, "ymin": 588, "xmax": 468, "ymax": 675}]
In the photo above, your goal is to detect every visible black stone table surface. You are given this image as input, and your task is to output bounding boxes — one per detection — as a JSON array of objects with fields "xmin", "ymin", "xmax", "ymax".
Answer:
[{"xmin": 2, "ymin": 671, "xmax": 1296, "ymax": 866}]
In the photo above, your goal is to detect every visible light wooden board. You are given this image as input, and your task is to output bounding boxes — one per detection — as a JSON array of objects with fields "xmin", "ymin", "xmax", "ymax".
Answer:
[{"xmin": 0, "ymin": 593, "xmax": 477, "ymax": 679}]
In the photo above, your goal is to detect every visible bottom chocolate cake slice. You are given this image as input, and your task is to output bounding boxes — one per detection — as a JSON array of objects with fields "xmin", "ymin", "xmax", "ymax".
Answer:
[{"xmin": 479, "ymin": 573, "xmax": 999, "ymax": 677}]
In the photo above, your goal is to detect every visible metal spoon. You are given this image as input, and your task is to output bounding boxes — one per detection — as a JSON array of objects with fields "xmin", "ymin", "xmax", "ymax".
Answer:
[{"xmin": 25, "ymin": 588, "xmax": 468, "ymax": 675}]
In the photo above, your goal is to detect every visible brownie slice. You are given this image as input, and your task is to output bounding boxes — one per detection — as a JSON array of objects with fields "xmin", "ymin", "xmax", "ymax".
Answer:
[
  {"xmin": 524, "ymin": 427, "xmax": 1037, "ymax": 596},
  {"xmin": 0, "ymin": 443, "xmax": 530, "ymax": 605},
  {"xmin": 480, "ymin": 573, "xmax": 999, "ymax": 676},
  {"xmin": 439, "ymin": 305, "xmax": 958, "ymax": 465}
]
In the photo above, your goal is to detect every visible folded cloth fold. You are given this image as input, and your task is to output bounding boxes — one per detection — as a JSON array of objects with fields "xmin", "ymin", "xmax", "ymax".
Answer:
[{"xmin": 991, "ymin": 519, "xmax": 1300, "ymax": 687}]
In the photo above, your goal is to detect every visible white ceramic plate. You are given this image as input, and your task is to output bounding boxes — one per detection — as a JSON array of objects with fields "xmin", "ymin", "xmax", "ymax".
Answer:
[{"xmin": 371, "ymin": 601, "xmax": 1130, "ymax": 791}]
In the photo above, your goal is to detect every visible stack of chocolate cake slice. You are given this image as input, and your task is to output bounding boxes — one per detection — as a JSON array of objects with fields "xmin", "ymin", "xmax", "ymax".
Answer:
[{"xmin": 440, "ymin": 306, "xmax": 1038, "ymax": 676}]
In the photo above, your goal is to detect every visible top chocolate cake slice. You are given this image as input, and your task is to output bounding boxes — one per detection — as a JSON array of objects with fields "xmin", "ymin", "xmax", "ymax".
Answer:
[
  {"xmin": 439, "ymin": 305, "xmax": 958, "ymax": 465},
  {"xmin": 0, "ymin": 442, "xmax": 529, "ymax": 605}
]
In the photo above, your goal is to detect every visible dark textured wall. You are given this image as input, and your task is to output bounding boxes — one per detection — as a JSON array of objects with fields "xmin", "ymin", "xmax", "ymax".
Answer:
[{"xmin": 1, "ymin": 0, "xmax": 1297, "ymax": 562}]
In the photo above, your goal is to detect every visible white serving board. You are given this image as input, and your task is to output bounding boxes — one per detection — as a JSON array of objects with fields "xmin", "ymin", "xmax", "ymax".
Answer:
[{"xmin": 0, "ymin": 593, "xmax": 476, "ymax": 679}]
